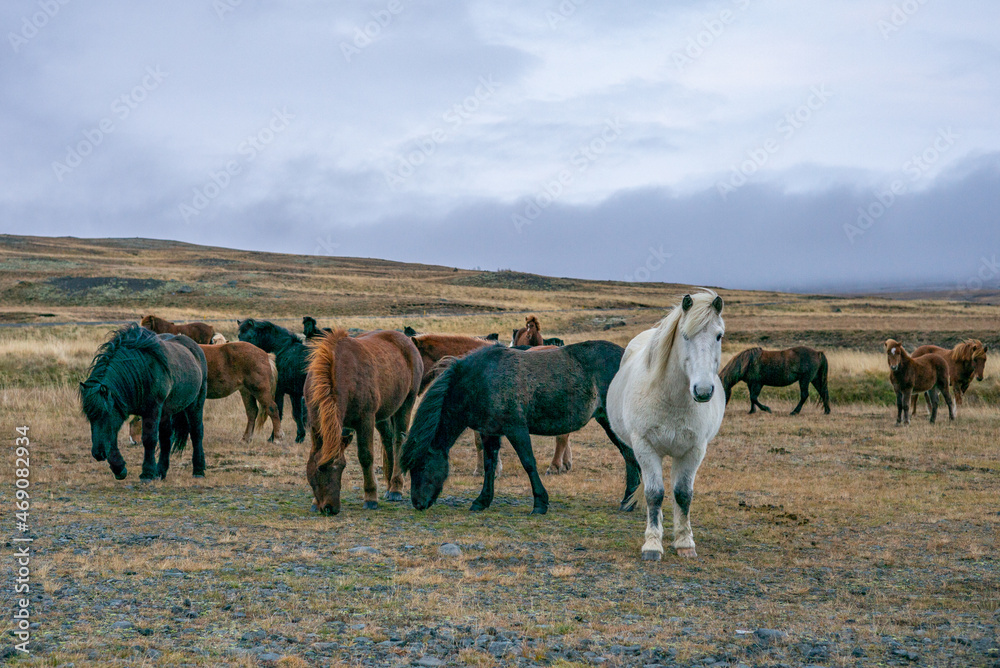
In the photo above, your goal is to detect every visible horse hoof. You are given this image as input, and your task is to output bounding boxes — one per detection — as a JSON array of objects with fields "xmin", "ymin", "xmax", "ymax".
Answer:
[
  {"xmin": 384, "ymin": 491, "xmax": 403, "ymax": 502},
  {"xmin": 114, "ymin": 468, "xmax": 128, "ymax": 481},
  {"xmin": 469, "ymin": 503, "xmax": 487, "ymax": 512},
  {"xmin": 531, "ymin": 506, "xmax": 548, "ymax": 515},
  {"xmin": 620, "ymin": 501, "xmax": 636, "ymax": 512},
  {"xmin": 676, "ymin": 547, "xmax": 698, "ymax": 558},
  {"xmin": 641, "ymin": 550, "xmax": 662, "ymax": 561},
  {"xmin": 295, "ymin": 436, "xmax": 305, "ymax": 444},
  {"xmin": 544, "ymin": 467, "xmax": 557, "ymax": 475},
  {"xmin": 139, "ymin": 475, "xmax": 155, "ymax": 483},
  {"xmin": 310, "ymin": 504, "xmax": 318, "ymax": 513},
  {"xmin": 363, "ymin": 501, "xmax": 378, "ymax": 510}
]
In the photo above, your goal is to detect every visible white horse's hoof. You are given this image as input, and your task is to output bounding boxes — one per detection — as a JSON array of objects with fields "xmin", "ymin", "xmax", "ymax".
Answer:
[
  {"xmin": 641, "ymin": 550, "xmax": 662, "ymax": 561},
  {"xmin": 676, "ymin": 547, "xmax": 698, "ymax": 558}
]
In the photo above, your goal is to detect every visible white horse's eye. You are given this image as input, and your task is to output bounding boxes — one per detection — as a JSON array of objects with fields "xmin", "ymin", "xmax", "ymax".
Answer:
[{"xmin": 716, "ymin": 333, "xmax": 722, "ymax": 341}]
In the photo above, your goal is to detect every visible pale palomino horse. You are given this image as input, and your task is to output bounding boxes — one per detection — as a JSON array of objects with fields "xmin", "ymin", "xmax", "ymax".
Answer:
[{"xmin": 607, "ymin": 291, "xmax": 725, "ymax": 561}]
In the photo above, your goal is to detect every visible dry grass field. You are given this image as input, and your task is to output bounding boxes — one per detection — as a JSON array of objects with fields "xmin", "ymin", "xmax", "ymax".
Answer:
[{"xmin": 1, "ymin": 234, "xmax": 999, "ymax": 667}]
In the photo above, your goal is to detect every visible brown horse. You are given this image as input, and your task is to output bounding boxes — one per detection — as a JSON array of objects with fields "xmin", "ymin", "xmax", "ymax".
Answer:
[
  {"xmin": 141, "ymin": 315, "xmax": 216, "ymax": 345},
  {"xmin": 411, "ymin": 334, "xmax": 572, "ymax": 475},
  {"xmin": 720, "ymin": 346, "xmax": 830, "ymax": 415},
  {"xmin": 130, "ymin": 341, "xmax": 281, "ymax": 444},
  {"xmin": 910, "ymin": 339, "xmax": 989, "ymax": 412},
  {"xmin": 885, "ymin": 339, "xmax": 954, "ymax": 425},
  {"xmin": 305, "ymin": 330, "xmax": 422, "ymax": 515},
  {"xmin": 512, "ymin": 315, "xmax": 544, "ymax": 347}
]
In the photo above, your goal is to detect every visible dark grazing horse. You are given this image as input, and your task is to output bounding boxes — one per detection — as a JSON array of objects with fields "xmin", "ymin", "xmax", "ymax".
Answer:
[
  {"xmin": 303, "ymin": 316, "xmax": 333, "ymax": 340},
  {"xmin": 140, "ymin": 314, "xmax": 216, "ymax": 345},
  {"xmin": 401, "ymin": 341, "xmax": 641, "ymax": 515},
  {"xmin": 80, "ymin": 324, "xmax": 207, "ymax": 481},
  {"xmin": 720, "ymin": 346, "xmax": 830, "ymax": 415},
  {"xmin": 305, "ymin": 330, "xmax": 422, "ymax": 515},
  {"xmin": 237, "ymin": 319, "xmax": 309, "ymax": 442}
]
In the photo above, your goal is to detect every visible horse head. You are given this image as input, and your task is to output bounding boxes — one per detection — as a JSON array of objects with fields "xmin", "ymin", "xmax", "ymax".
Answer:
[
  {"xmin": 974, "ymin": 344, "xmax": 988, "ymax": 381},
  {"xmin": 677, "ymin": 293, "xmax": 725, "ymax": 403},
  {"xmin": 885, "ymin": 339, "xmax": 904, "ymax": 371}
]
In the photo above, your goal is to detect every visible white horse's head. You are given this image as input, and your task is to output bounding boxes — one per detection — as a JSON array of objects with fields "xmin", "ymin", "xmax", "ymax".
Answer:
[{"xmin": 676, "ymin": 292, "xmax": 725, "ymax": 402}]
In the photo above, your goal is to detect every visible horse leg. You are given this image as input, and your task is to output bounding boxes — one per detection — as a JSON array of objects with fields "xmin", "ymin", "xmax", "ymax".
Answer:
[
  {"xmin": 546, "ymin": 434, "xmax": 569, "ymax": 474},
  {"xmin": 635, "ymin": 447, "xmax": 665, "ymax": 561},
  {"xmin": 928, "ymin": 386, "xmax": 939, "ymax": 424},
  {"xmin": 275, "ymin": 391, "xmax": 285, "ymax": 421},
  {"xmin": 387, "ymin": 397, "xmax": 415, "ymax": 500},
  {"xmin": 139, "ymin": 409, "xmax": 162, "ymax": 481},
  {"xmin": 594, "ymin": 413, "xmax": 641, "ymax": 511},
  {"xmin": 563, "ymin": 434, "xmax": 572, "ymax": 472},
  {"xmin": 790, "ymin": 378, "xmax": 810, "ymax": 415},
  {"xmin": 505, "ymin": 427, "xmax": 549, "ymax": 515},
  {"xmin": 473, "ymin": 431, "xmax": 485, "ymax": 476},
  {"xmin": 239, "ymin": 388, "xmax": 257, "ymax": 443},
  {"xmin": 375, "ymin": 419, "xmax": 402, "ymax": 502},
  {"xmin": 128, "ymin": 415, "xmax": 142, "ymax": 445},
  {"xmin": 291, "ymin": 392, "xmax": 307, "ymax": 443},
  {"xmin": 356, "ymin": 418, "xmax": 379, "ymax": 510},
  {"xmin": 941, "ymin": 379, "xmax": 955, "ymax": 421},
  {"xmin": 155, "ymin": 413, "xmax": 172, "ymax": 480},
  {"xmin": 751, "ymin": 384, "xmax": 771, "ymax": 413},
  {"xmin": 471, "ymin": 434, "xmax": 501, "ymax": 512},
  {"xmin": 670, "ymin": 446, "xmax": 706, "ymax": 558},
  {"xmin": 187, "ymin": 402, "xmax": 207, "ymax": 478},
  {"xmin": 895, "ymin": 390, "xmax": 904, "ymax": 425},
  {"xmin": 901, "ymin": 388, "xmax": 912, "ymax": 425}
]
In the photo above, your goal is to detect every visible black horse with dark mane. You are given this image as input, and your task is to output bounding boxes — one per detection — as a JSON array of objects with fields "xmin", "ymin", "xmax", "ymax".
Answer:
[
  {"xmin": 720, "ymin": 346, "xmax": 830, "ymax": 415},
  {"xmin": 302, "ymin": 316, "xmax": 333, "ymax": 340},
  {"xmin": 80, "ymin": 324, "xmax": 207, "ymax": 481},
  {"xmin": 401, "ymin": 341, "xmax": 641, "ymax": 515},
  {"xmin": 238, "ymin": 319, "xmax": 309, "ymax": 442}
]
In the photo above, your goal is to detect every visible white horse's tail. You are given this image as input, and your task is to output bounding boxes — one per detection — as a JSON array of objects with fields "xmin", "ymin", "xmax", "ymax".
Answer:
[{"xmin": 627, "ymin": 478, "xmax": 647, "ymax": 510}]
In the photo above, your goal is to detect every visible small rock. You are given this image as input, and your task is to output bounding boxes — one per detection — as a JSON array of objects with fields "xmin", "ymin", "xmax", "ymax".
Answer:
[
  {"xmin": 438, "ymin": 543, "xmax": 462, "ymax": 557},
  {"xmin": 488, "ymin": 640, "xmax": 513, "ymax": 656},
  {"xmin": 348, "ymin": 546, "xmax": 380, "ymax": 555},
  {"xmin": 414, "ymin": 658, "xmax": 444, "ymax": 667},
  {"xmin": 754, "ymin": 628, "xmax": 787, "ymax": 647},
  {"xmin": 257, "ymin": 653, "xmax": 282, "ymax": 663},
  {"xmin": 349, "ymin": 623, "xmax": 365, "ymax": 630},
  {"xmin": 111, "ymin": 620, "xmax": 133, "ymax": 630}
]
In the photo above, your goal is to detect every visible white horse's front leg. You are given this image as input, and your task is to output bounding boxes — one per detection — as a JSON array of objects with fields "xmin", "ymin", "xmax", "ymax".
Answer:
[
  {"xmin": 670, "ymin": 445, "xmax": 706, "ymax": 558},
  {"xmin": 636, "ymin": 448, "xmax": 666, "ymax": 561}
]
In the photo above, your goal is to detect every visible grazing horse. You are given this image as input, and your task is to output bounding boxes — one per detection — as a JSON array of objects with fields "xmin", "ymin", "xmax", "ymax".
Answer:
[
  {"xmin": 410, "ymin": 334, "xmax": 572, "ymax": 475},
  {"xmin": 237, "ymin": 319, "xmax": 309, "ymax": 442},
  {"xmin": 720, "ymin": 346, "xmax": 831, "ymax": 415},
  {"xmin": 607, "ymin": 292, "xmax": 726, "ymax": 560},
  {"xmin": 885, "ymin": 339, "xmax": 954, "ymax": 425},
  {"xmin": 140, "ymin": 314, "xmax": 216, "ymax": 345},
  {"xmin": 303, "ymin": 316, "xmax": 333, "ymax": 340},
  {"xmin": 911, "ymin": 339, "xmax": 989, "ymax": 412},
  {"xmin": 129, "ymin": 341, "xmax": 281, "ymax": 444},
  {"xmin": 401, "ymin": 341, "xmax": 641, "ymax": 515},
  {"xmin": 511, "ymin": 315, "xmax": 544, "ymax": 347},
  {"xmin": 305, "ymin": 330, "xmax": 422, "ymax": 515},
  {"xmin": 80, "ymin": 324, "xmax": 207, "ymax": 481}
]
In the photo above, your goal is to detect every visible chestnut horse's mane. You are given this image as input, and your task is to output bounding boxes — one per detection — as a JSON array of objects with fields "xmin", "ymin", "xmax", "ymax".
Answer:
[
  {"xmin": 306, "ymin": 330, "xmax": 353, "ymax": 466},
  {"xmin": 525, "ymin": 315, "xmax": 541, "ymax": 332},
  {"xmin": 954, "ymin": 339, "xmax": 986, "ymax": 362}
]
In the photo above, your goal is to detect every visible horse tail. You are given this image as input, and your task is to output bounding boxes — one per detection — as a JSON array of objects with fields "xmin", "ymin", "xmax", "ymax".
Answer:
[
  {"xmin": 401, "ymin": 362, "xmax": 459, "ymax": 473},
  {"xmin": 817, "ymin": 352, "xmax": 830, "ymax": 401},
  {"xmin": 254, "ymin": 354, "xmax": 278, "ymax": 432},
  {"xmin": 307, "ymin": 332, "xmax": 349, "ymax": 467},
  {"xmin": 627, "ymin": 478, "xmax": 647, "ymax": 510},
  {"xmin": 171, "ymin": 411, "xmax": 191, "ymax": 454}
]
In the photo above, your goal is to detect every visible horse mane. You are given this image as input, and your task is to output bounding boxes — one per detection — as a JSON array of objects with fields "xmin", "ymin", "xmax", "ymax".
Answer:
[
  {"xmin": 401, "ymin": 360, "xmax": 458, "ymax": 473},
  {"xmin": 80, "ymin": 324, "xmax": 167, "ymax": 419},
  {"xmin": 244, "ymin": 319, "xmax": 303, "ymax": 349},
  {"xmin": 954, "ymin": 339, "xmax": 986, "ymax": 362},
  {"xmin": 306, "ymin": 330, "xmax": 353, "ymax": 466},
  {"xmin": 645, "ymin": 291, "xmax": 723, "ymax": 380},
  {"xmin": 719, "ymin": 347, "xmax": 762, "ymax": 390},
  {"xmin": 525, "ymin": 315, "xmax": 541, "ymax": 332}
]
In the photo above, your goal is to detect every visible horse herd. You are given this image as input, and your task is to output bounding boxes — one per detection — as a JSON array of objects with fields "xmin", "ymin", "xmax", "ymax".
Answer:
[{"xmin": 77, "ymin": 294, "xmax": 989, "ymax": 560}]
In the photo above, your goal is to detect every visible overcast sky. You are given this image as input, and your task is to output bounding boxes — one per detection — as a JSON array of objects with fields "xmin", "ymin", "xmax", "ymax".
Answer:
[{"xmin": 2, "ymin": 1, "xmax": 999, "ymax": 292}]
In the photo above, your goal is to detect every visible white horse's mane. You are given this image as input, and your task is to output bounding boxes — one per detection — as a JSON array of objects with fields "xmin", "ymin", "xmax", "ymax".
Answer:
[{"xmin": 635, "ymin": 290, "xmax": 722, "ymax": 380}]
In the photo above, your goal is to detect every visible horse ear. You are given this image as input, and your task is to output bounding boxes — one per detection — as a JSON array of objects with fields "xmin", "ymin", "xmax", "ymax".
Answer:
[
  {"xmin": 682, "ymin": 294, "xmax": 693, "ymax": 312},
  {"xmin": 711, "ymin": 295, "xmax": 723, "ymax": 314}
]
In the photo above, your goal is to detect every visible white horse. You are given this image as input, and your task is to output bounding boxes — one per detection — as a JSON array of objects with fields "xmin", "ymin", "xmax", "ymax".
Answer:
[{"xmin": 607, "ymin": 291, "xmax": 726, "ymax": 560}]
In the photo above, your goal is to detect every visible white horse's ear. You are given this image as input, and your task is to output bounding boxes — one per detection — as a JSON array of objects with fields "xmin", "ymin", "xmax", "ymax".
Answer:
[
  {"xmin": 711, "ymin": 295, "xmax": 723, "ymax": 314},
  {"xmin": 682, "ymin": 295, "xmax": 693, "ymax": 311}
]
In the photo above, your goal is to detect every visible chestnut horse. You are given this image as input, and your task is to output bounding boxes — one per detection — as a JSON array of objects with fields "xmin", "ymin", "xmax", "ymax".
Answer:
[
  {"xmin": 305, "ymin": 330, "xmax": 422, "ymax": 515},
  {"xmin": 141, "ymin": 314, "xmax": 216, "ymax": 345},
  {"xmin": 410, "ymin": 334, "xmax": 572, "ymax": 475},
  {"xmin": 129, "ymin": 341, "xmax": 281, "ymax": 444},
  {"xmin": 910, "ymin": 339, "xmax": 989, "ymax": 412},
  {"xmin": 885, "ymin": 339, "xmax": 954, "ymax": 425},
  {"xmin": 720, "ymin": 346, "xmax": 830, "ymax": 415},
  {"xmin": 511, "ymin": 315, "xmax": 544, "ymax": 347}
]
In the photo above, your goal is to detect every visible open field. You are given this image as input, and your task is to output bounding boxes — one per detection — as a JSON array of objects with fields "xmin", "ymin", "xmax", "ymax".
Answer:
[{"xmin": 1, "ymin": 234, "xmax": 999, "ymax": 667}]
